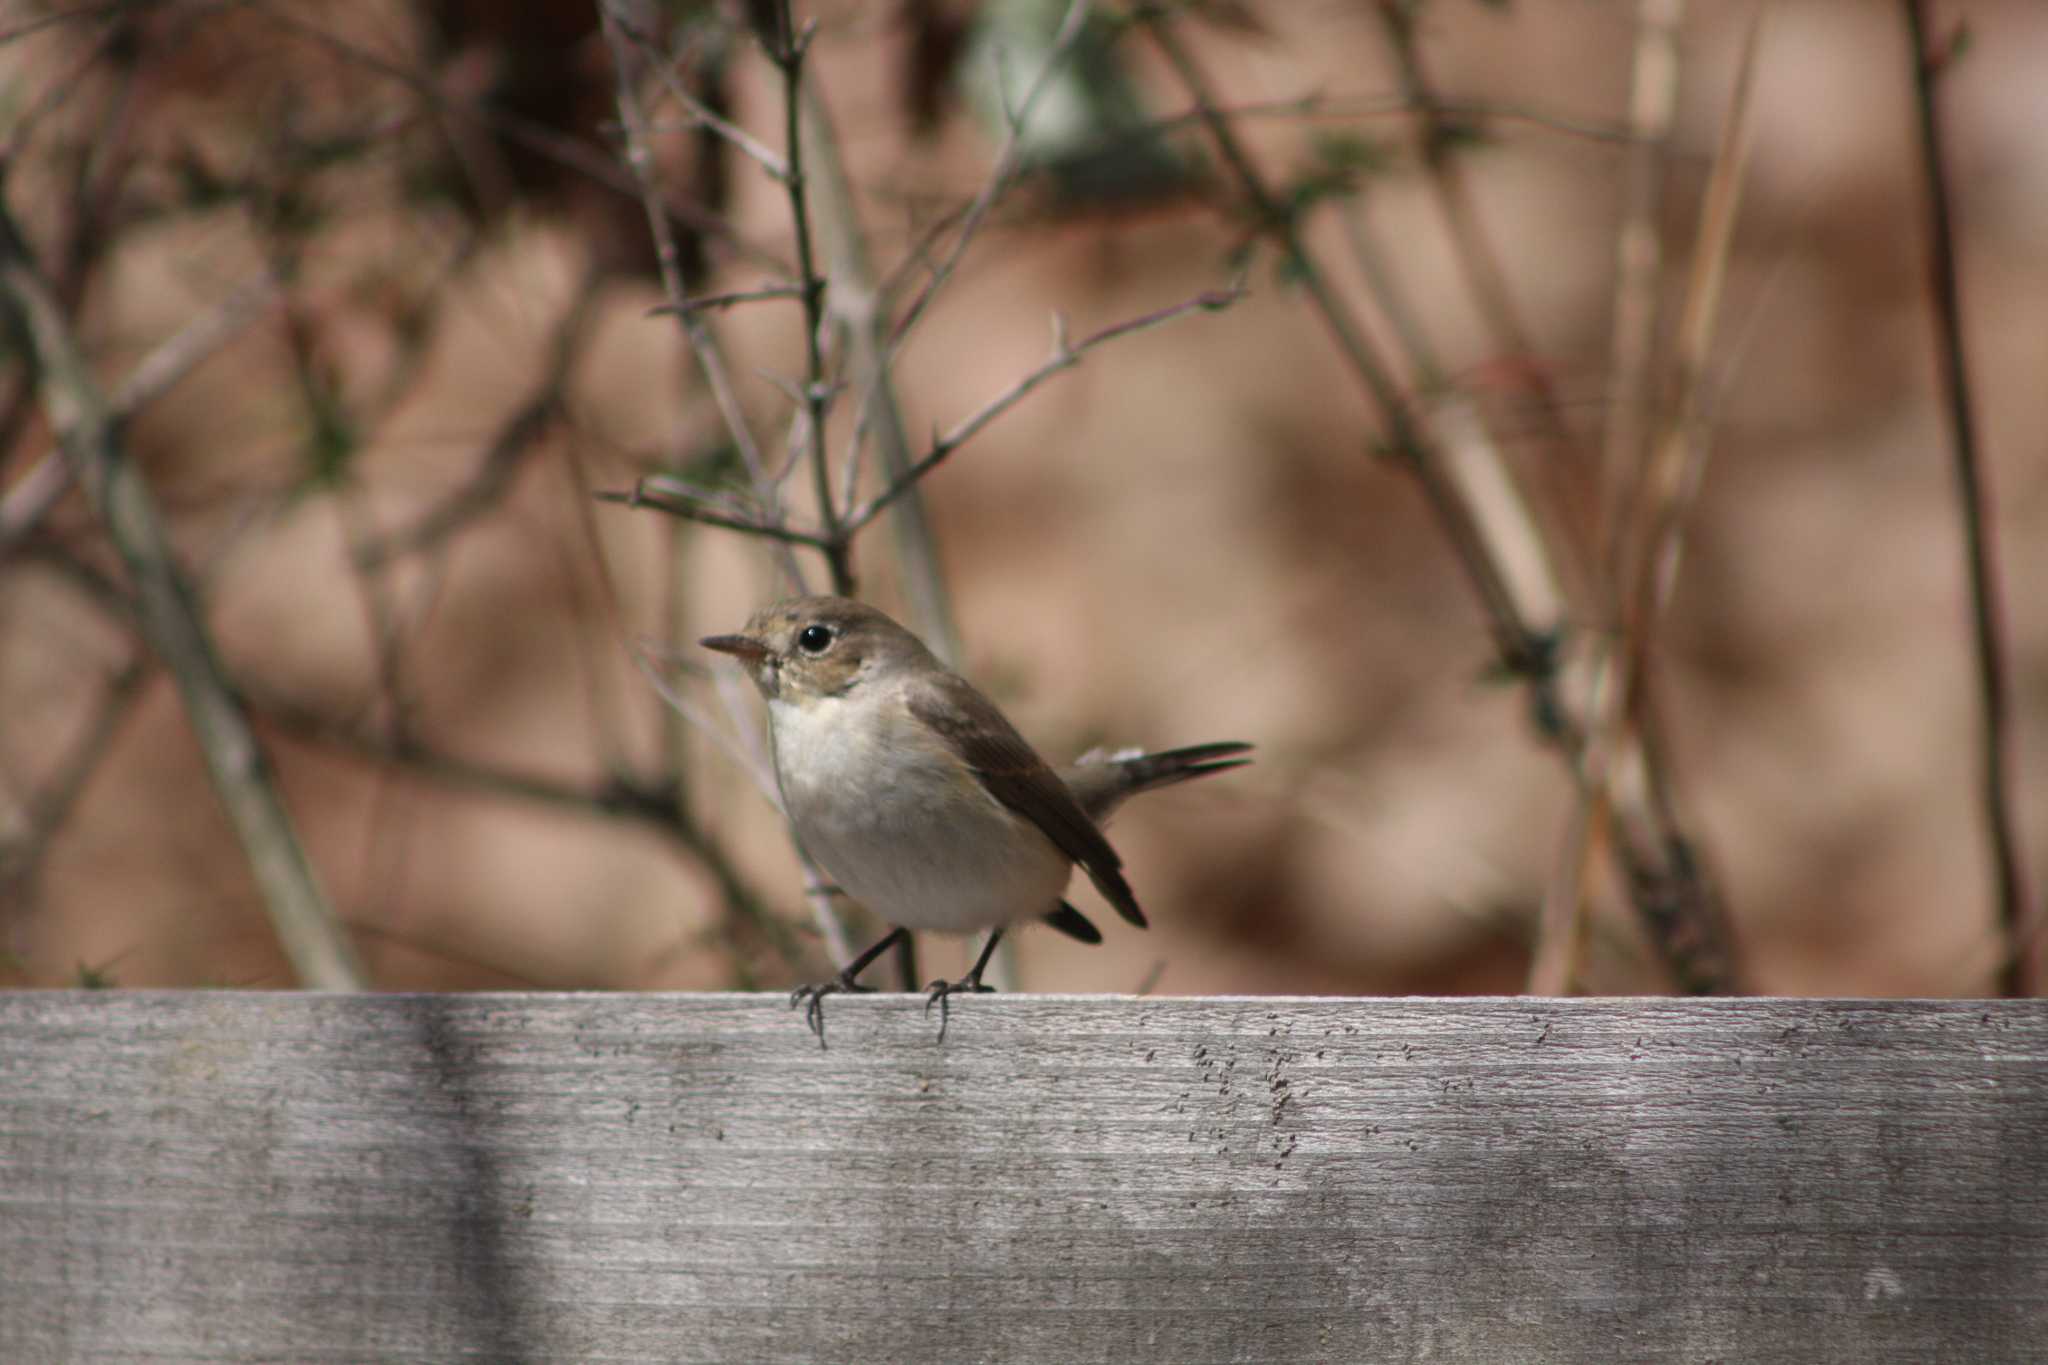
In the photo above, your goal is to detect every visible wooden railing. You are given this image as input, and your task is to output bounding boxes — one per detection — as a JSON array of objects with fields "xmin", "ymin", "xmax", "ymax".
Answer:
[{"xmin": 4, "ymin": 993, "xmax": 2044, "ymax": 1362}]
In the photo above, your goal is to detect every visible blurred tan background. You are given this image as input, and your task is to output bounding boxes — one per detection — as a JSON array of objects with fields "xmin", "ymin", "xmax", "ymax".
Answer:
[{"xmin": 3, "ymin": 0, "xmax": 2043, "ymax": 999}]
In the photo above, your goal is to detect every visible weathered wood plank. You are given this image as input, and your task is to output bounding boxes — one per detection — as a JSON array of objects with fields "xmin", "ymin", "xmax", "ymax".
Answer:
[{"xmin": 2, "ymin": 993, "xmax": 2045, "ymax": 1363}]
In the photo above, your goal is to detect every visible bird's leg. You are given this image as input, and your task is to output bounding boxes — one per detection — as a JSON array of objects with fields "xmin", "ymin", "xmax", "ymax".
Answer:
[
  {"xmin": 924, "ymin": 927, "xmax": 1005, "ymax": 1043},
  {"xmin": 791, "ymin": 927, "xmax": 909, "ymax": 1047}
]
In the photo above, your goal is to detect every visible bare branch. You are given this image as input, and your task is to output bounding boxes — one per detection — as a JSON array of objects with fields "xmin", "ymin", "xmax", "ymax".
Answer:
[
  {"xmin": 1142, "ymin": 89, "xmax": 1640, "ymax": 148},
  {"xmin": 0, "ymin": 3, "xmax": 133, "ymax": 46},
  {"xmin": 1143, "ymin": 15, "xmax": 1544, "ymax": 648},
  {"xmin": 886, "ymin": 0, "xmax": 1092, "ymax": 354},
  {"xmin": 652, "ymin": 284, "xmax": 807, "ymax": 316},
  {"xmin": 1373, "ymin": 1, "xmax": 1593, "ymax": 599},
  {"xmin": 352, "ymin": 277, "xmax": 598, "ymax": 570},
  {"xmin": 1903, "ymin": 0, "xmax": 2030, "ymax": 995},
  {"xmin": 0, "ymin": 6, "xmax": 131, "ymax": 170},
  {"xmin": 798, "ymin": 67, "xmax": 965, "ymax": 666},
  {"xmin": 0, "ymin": 199, "xmax": 366, "ymax": 991},
  {"xmin": 844, "ymin": 281, "xmax": 1245, "ymax": 533},
  {"xmin": 1142, "ymin": 4, "xmax": 1739, "ymax": 992},
  {"xmin": 0, "ymin": 655, "xmax": 152, "ymax": 907},
  {"xmin": 595, "ymin": 479, "xmax": 830, "ymax": 548},
  {"xmin": 1598, "ymin": 0, "xmax": 1685, "ymax": 565},
  {"xmin": 248, "ymin": 682, "xmax": 811, "ymax": 978},
  {"xmin": 609, "ymin": 11, "xmax": 790, "ymax": 181},
  {"xmin": 598, "ymin": 3, "xmax": 806, "ymax": 589},
  {"xmin": 1531, "ymin": 0, "xmax": 1684, "ymax": 998},
  {"xmin": 1540, "ymin": 5, "xmax": 1767, "ymax": 997},
  {"xmin": 4, "ymin": 90, "xmax": 276, "ymax": 556},
  {"xmin": 762, "ymin": 0, "xmax": 854, "ymax": 595}
]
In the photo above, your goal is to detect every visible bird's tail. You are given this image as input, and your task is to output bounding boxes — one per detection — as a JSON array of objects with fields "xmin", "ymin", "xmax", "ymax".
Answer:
[{"xmin": 1062, "ymin": 742, "xmax": 1253, "ymax": 823}]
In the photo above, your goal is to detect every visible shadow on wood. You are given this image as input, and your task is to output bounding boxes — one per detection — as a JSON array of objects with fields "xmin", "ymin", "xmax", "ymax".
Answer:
[{"xmin": 3, "ymin": 993, "xmax": 2045, "ymax": 1362}]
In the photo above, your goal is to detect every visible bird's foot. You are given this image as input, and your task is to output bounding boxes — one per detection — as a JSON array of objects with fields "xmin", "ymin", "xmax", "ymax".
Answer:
[
  {"xmin": 789, "ymin": 973, "xmax": 874, "ymax": 1048},
  {"xmin": 922, "ymin": 974, "xmax": 996, "ymax": 1043}
]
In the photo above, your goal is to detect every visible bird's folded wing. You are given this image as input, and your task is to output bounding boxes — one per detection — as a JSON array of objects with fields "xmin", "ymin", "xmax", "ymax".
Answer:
[{"xmin": 908, "ymin": 675, "xmax": 1146, "ymax": 927}]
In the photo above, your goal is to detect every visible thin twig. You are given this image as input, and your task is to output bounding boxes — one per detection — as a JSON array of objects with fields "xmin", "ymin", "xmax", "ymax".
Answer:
[
  {"xmin": 634, "ymin": 638, "xmax": 856, "ymax": 967},
  {"xmin": 799, "ymin": 67, "xmax": 965, "ymax": 667},
  {"xmin": 1530, "ymin": 0, "xmax": 1684, "ymax": 997},
  {"xmin": 597, "ymin": 6, "xmax": 752, "ymax": 438},
  {"xmin": 1335, "ymin": 203, "xmax": 1570, "ymax": 639},
  {"xmin": 610, "ymin": 11, "xmax": 790, "ymax": 181},
  {"xmin": 0, "ymin": 199, "xmax": 366, "ymax": 991},
  {"xmin": 844, "ymin": 283, "xmax": 1244, "ymax": 532},
  {"xmin": 1338, "ymin": 199, "xmax": 1446, "ymax": 381},
  {"xmin": 886, "ymin": 0, "xmax": 1092, "ymax": 356},
  {"xmin": 0, "ymin": 3, "xmax": 133, "ymax": 45},
  {"xmin": 1144, "ymin": 13, "xmax": 1550, "ymax": 676},
  {"xmin": 0, "ymin": 5, "xmax": 132, "ymax": 171},
  {"xmin": 259, "ymin": 5, "xmax": 785, "ymax": 272},
  {"xmin": 248, "ymin": 684, "xmax": 812, "ymax": 975},
  {"xmin": 631, "ymin": 640, "xmax": 782, "ymax": 802},
  {"xmin": 1108, "ymin": 90, "xmax": 1643, "ymax": 156},
  {"xmin": 1599, "ymin": 0, "xmax": 1685, "ymax": 566},
  {"xmin": 0, "ymin": 33, "xmax": 239, "ymax": 556},
  {"xmin": 1541, "ymin": 5, "xmax": 1766, "ymax": 996},
  {"xmin": 1143, "ymin": 5, "xmax": 1739, "ymax": 992},
  {"xmin": 596, "ymin": 480, "xmax": 830, "ymax": 546},
  {"xmin": 0, "ymin": 655, "xmax": 152, "ymax": 906},
  {"xmin": 1373, "ymin": 1, "xmax": 1593, "ymax": 598},
  {"xmin": 353, "ymin": 276, "xmax": 599, "ymax": 570},
  {"xmin": 652, "ymin": 284, "xmax": 807, "ymax": 315},
  {"xmin": 599, "ymin": 2, "xmax": 804, "ymax": 590},
  {"xmin": 1903, "ymin": 0, "xmax": 2030, "ymax": 996},
  {"xmin": 763, "ymin": 1, "xmax": 854, "ymax": 596}
]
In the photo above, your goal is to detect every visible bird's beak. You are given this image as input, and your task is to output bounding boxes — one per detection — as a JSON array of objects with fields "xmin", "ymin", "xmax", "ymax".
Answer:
[{"xmin": 700, "ymin": 633, "xmax": 769, "ymax": 661}]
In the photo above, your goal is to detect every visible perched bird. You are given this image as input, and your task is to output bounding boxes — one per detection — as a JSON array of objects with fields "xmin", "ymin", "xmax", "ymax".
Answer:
[{"xmin": 701, "ymin": 595, "xmax": 1250, "ymax": 1042}]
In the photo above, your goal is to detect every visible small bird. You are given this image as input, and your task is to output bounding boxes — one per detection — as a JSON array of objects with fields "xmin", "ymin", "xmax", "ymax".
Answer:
[{"xmin": 701, "ymin": 596, "xmax": 1250, "ymax": 1042}]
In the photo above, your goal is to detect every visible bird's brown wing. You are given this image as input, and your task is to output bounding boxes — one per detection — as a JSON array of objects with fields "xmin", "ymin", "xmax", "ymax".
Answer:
[{"xmin": 909, "ymin": 674, "xmax": 1146, "ymax": 927}]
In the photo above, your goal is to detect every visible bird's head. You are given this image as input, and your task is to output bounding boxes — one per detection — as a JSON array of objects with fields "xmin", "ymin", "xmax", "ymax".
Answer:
[{"xmin": 700, "ymin": 595, "xmax": 931, "ymax": 704}]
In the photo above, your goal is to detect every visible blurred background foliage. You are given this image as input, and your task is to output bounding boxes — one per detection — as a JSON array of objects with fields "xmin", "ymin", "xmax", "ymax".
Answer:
[{"xmin": 2, "ymin": 0, "xmax": 2043, "ymax": 999}]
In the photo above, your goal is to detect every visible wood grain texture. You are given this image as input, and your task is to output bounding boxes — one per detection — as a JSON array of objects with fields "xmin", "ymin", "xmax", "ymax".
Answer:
[{"xmin": 3, "ymin": 993, "xmax": 2045, "ymax": 1363}]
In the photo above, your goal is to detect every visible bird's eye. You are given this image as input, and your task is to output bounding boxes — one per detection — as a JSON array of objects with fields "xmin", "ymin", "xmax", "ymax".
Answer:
[{"xmin": 796, "ymin": 624, "xmax": 835, "ymax": 655}]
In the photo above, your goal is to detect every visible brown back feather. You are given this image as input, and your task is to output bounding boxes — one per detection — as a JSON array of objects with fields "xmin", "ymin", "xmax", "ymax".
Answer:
[{"xmin": 908, "ymin": 674, "xmax": 1146, "ymax": 928}]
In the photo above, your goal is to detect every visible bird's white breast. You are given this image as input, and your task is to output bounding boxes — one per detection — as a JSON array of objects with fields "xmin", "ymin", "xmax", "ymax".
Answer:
[{"xmin": 766, "ymin": 688, "xmax": 1071, "ymax": 934}]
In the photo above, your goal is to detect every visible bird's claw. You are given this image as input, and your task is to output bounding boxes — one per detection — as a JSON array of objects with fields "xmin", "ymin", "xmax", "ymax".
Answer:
[
  {"xmin": 922, "ymin": 975, "xmax": 996, "ymax": 1042},
  {"xmin": 789, "ymin": 975, "xmax": 874, "ymax": 1047}
]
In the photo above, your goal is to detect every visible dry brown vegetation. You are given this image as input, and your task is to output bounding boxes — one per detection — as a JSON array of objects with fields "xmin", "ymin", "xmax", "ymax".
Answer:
[{"xmin": 2, "ymin": 0, "xmax": 2042, "ymax": 1000}]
